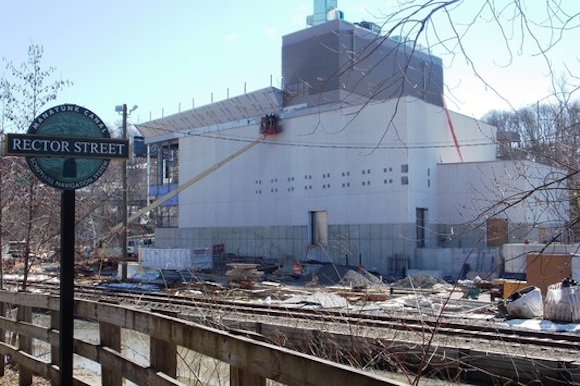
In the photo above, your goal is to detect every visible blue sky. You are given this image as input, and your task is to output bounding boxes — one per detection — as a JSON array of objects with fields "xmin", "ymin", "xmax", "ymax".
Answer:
[{"xmin": 1, "ymin": 1, "xmax": 578, "ymax": 132}]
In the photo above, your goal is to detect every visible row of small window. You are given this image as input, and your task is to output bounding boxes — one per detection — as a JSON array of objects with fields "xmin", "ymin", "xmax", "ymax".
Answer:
[
  {"xmin": 255, "ymin": 177, "xmax": 409, "ymax": 193},
  {"xmin": 254, "ymin": 165, "xmax": 409, "ymax": 185}
]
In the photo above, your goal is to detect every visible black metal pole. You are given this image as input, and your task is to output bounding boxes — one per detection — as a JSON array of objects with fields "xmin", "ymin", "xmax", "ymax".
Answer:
[
  {"xmin": 60, "ymin": 189, "xmax": 75, "ymax": 386},
  {"xmin": 121, "ymin": 103, "xmax": 128, "ymax": 281}
]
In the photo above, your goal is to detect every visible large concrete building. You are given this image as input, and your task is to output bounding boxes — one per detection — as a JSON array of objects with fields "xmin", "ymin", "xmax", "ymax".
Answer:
[{"xmin": 137, "ymin": 6, "xmax": 569, "ymax": 279}]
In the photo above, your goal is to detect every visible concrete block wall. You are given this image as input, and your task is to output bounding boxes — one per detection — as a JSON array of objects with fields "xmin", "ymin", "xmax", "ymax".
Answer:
[
  {"xmin": 155, "ymin": 225, "xmax": 572, "ymax": 279},
  {"xmin": 155, "ymin": 223, "xmax": 417, "ymax": 275},
  {"xmin": 415, "ymin": 247, "xmax": 501, "ymax": 280}
]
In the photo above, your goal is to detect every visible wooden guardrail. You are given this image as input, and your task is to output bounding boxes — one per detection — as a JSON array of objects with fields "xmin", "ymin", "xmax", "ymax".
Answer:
[{"xmin": 0, "ymin": 290, "xmax": 408, "ymax": 386}]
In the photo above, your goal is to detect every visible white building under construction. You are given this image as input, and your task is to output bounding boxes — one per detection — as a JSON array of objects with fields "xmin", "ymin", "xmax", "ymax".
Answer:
[{"xmin": 137, "ymin": 3, "xmax": 569, "ymax": 278}]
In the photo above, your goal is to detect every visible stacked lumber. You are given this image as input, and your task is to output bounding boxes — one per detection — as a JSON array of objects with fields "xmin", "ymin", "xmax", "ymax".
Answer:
[{"xmin": 225, "ymin": 263, "xmax": 263, "ymax": 288}]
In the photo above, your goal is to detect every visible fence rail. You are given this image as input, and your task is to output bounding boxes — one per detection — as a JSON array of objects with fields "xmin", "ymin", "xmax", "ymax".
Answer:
[{"xmin": 0, "ymin": 290, "xmax": 406, "ymax": 386}]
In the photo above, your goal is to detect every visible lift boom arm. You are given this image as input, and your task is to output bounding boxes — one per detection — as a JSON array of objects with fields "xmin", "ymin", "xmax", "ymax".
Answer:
[{"xmin": 111, "ymin": 136, "xmax": 264, "ymax": 233}]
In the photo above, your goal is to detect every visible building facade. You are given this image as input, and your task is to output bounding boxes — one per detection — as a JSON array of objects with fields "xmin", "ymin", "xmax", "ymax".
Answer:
[{"xmin": 138, "ymin": 16, "xmax": 569, "ymax": 278}]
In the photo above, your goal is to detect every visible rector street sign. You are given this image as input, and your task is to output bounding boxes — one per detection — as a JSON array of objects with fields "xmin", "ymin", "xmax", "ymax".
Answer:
[
  {"xmin": 4, "ymin": 104, "xmax": 129, "ymax": 190},
  {"xmin": 6, "ymin": 134, "xmax": 128, "ymax": 158}
]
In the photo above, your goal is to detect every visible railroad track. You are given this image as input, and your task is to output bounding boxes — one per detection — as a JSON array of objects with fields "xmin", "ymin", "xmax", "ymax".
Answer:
[{"xmin": 11, "ymin": 279, "xmax": 579, "ymax": 355}]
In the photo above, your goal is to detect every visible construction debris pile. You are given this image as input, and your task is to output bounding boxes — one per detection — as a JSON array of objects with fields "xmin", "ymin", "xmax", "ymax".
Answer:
[
  {"xmin": 501, "ymin": 278, "xmax": 580, "ymax": 323},
  {"xmin": 225, "ymin": 263, "xmax": 263, "ymax": 288},
  {"xmin": 391, "ymin": 274, "xmax": 451, "ymax": 289},
  {"xmin": 309, "ymin": 264, "xmax": 384, "ymax": 288}
]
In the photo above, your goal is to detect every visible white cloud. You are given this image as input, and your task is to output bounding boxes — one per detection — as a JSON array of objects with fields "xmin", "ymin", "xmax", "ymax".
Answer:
[
  {"xmin": 264, "ymin": 27, "xmax": 277, "ymax": 39},
  {"xmin": 291, "ymin": 3, "xmax": 309, "ymax": 26},
  {"xmin": 224, "ymin": 33, "xmax": 239, "ymax": 43}
]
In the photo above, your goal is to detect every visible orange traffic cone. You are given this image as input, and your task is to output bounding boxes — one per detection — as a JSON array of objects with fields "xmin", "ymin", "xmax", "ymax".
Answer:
[{"xmin": 293, "ymin": 261, "xmax": 301, "ymax": 275}]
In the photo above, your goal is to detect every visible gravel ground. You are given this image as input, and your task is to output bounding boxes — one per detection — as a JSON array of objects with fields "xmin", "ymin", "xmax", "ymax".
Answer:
[{"xmin": 391, "ymin": 273, "xmax": 450, "ymax": 289}]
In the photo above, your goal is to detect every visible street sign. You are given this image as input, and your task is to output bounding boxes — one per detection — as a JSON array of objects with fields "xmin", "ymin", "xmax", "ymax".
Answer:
[
  {"xmin": 4, "ymin": 104, "xmax": 128, "ymax": 190},
  {"xmin": 6, "ymin": 134, "xmax": 128, "ymax": 158}
]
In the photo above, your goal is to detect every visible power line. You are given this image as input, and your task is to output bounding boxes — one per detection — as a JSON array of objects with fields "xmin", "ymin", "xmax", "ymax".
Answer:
[
  {"xmin": 193, "ymin": 133, "xmax": 497, "ymax": 150},
  {"xmin": 135, "ymin": 122, "xmax": 498, "ymax": 151}
]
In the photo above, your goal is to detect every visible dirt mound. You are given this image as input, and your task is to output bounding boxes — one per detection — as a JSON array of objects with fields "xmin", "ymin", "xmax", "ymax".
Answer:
[
  {"xmin": 391, "ymin": 274, "xmax": 449, "ymax": 289},
  {"xmin": 313, "ymin": 264, "xmax": 383, "ymax": 287}
]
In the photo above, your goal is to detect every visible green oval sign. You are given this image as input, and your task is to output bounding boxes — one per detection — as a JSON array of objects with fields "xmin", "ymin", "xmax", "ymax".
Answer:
[{"xmin": 24, "ymin": 104, "xmax": 114, "ymax": 190}]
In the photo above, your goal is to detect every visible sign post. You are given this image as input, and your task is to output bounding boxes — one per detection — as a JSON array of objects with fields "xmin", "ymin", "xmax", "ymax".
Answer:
[
  {"xmin": 59, "ymin": 189, "xmax": 75, "ymax": 386},
  {"xmin": 5, "ymin": 104, "xmax": 128, "ymax": 386}
]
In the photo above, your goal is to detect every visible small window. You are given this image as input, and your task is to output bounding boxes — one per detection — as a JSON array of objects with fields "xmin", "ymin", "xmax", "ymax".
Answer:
[
  {"xmin": 401, "ymin": 176, "xmax": 409, "ymax": 185},
  {"xmin": 401, "ymin": 164, "xmax": 409, "ymax": 173}
]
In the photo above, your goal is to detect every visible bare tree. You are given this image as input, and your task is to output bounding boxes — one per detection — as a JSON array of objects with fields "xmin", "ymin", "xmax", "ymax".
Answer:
[
  {"xmin": 0, "ymin": 44, "xmax": 72, "ymax": 289},
  {"xmin": 483, "ymin": 99, "xmax": 580, "ymax": 241},
  {"xmin": 349, "ymin": 2, "xmax": 580, "ymax": 384}
]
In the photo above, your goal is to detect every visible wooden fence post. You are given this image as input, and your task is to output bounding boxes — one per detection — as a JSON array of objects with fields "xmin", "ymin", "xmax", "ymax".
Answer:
[
  {"xmin": 50, "ymin": 309, "xmax": 60, "ymax": 386},
  {"xmin": 150, "ymin": 310, "xmax": 177, "ymax": 378},
  {"xmin": 0, "ymin": 301, "xmax": 4, "ymax": 377},
  {"xmin": 230, "ymin": 367, "xmax": 267, "ymax": 386},
  {"xmin": 17, "ymin": 304, "xmax": 32, "ymax": 386},
  {"xmin": 99, "ymin": 321, "xmax": 122, "ymax": 386}
]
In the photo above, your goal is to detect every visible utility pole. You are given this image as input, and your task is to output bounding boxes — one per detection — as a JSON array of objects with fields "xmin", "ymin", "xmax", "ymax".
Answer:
[
  {"xmin": 121, "ymin": 104, "xmax": 128, "ymax": 280},
  {"xmin": 116, "ymin": 104, "xmax": 137, "ymax": 280},
  {"xmin": 115, "ymin": 104, "xmax": 129, "ymax": 281}
]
